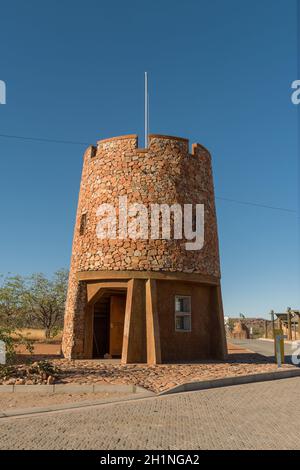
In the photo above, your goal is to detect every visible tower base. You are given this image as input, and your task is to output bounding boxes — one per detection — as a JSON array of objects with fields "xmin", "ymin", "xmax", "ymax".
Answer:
[{"xmin": 62, "ymin": 271, "xmax": 227, "ymax": 364}]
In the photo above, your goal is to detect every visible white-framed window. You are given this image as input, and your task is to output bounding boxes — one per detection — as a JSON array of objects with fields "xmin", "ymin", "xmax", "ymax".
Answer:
[{"xmin": 175, "ymin": 295, "xmax": 191, "ymax": 332}]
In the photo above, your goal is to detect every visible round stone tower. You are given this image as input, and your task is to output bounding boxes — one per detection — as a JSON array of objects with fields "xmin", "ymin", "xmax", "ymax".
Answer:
[{"xmin": 62, "ymin": 134, "xmax": 227, "ymax": 363}]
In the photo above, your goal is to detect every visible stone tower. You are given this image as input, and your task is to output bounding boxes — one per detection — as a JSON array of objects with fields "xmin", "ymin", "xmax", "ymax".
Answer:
[{"xmin": 62, "ymin": 134, "xmax": 227, "ymax": 363}]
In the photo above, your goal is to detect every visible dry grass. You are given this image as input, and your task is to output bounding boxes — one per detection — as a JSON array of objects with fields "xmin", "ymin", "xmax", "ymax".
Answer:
[{"xmin": 11, "ymin": 328, "xmax": 62, "ymax": 342}]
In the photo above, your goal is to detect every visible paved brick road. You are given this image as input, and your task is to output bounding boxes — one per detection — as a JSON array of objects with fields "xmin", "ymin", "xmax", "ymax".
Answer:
[{"xmin": 1, "ymin": 377, "xmax": 300, "ymax": 450}]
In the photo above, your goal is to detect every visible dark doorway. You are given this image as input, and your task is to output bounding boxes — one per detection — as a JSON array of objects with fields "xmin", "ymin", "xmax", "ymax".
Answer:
[{"xmin": 93, "ymin": 298, "xmax": 110, "ymax": 358}]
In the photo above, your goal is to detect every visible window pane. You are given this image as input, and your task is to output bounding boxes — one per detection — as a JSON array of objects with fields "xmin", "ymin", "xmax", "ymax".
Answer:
[
  {"xmin": 175, "ymin": 297, "xmax": 181, "ymax": 312},
  {"xmin": 176, "ymin": 316, "xmax": 184, "ymax": 330},
  {"xmin": 182, "ymin": 297, "xmax": 191, "ymax": 313},
  {"xmin": 175, "ymin": 314, "xmax": 191, "ymax": 331},
  {"xmin": 175, "ymin": 296, "xmax": 191, "ymax": 313},
  {"xmin": 184, "ymin": 315, "xmax": 191, "ymax": 331}
]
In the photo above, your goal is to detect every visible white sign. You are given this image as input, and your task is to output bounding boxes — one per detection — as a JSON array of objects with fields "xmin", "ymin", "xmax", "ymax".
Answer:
[
  {"xmin": 291, "ymin": 80, "xmax": 300, "ymax": 105},
  {"xmin": 0, "ymin": 80, "xmax": 6, "ymax": 105},
  {"xmin": 291, "ymin": 341, "xmax": 300, "ymax": 366},
  {"xmin": 0, "ymin": 340, "xmax": 6, "ymax": 365}
]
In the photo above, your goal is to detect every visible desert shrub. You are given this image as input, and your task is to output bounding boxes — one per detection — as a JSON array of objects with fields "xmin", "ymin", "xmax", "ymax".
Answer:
[
  {"xmin": 0, "ymin": 325, "xmax": 33, "ymax": 364},
  {"xmin": 28, "ymin": 360, "xmax": 59, "ymax": 376}
]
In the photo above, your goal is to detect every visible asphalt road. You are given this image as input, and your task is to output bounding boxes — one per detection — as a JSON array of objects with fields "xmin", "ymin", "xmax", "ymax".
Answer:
[{"xmin": 230, "ymin": 338, "xmax": 296, "ymax": 363}]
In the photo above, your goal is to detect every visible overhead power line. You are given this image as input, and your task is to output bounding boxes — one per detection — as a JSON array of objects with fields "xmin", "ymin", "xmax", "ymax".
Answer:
[
  {"xmin": 0, "ymin": 132, "xmax": 298, "ymax": 216},
  {"xmin": 216, "ymin": 196, "xmax": 298, "ymax": 214},
  {"xmin": 0, "ymin": 133, "xmax": 89, "ymax": 146}
]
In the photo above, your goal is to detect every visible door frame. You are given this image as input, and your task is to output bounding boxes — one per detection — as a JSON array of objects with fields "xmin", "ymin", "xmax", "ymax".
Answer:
[
  {"xmin": 83, "ymin": 281, "xmax": 128, "ymax": 359},
  {"xmin": 92, "ymin": 298, "xmax": 110, "ymax": 358}
]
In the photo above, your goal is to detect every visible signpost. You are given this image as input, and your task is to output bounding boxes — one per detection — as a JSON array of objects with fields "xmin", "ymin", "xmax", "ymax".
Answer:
[
  {"xmin": 270, "ymin": 310, "xmax": 275, "ymax": 335},
  {"xmin": 0, "ymin": 340, "xmax": 6, "ymax": 365},
  {"xmin": 274, "ymin": 330, "xmax": 286, "ymax": 367}
]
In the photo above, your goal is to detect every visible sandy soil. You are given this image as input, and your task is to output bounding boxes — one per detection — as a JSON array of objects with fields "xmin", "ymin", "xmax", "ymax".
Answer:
[
  {"xmin": 0, "ymin": 391, "xmax": 132, "ymax": 411},
  {"xmin": 12, "ymin": 328, "xmax": 62, "ymax": 342}
]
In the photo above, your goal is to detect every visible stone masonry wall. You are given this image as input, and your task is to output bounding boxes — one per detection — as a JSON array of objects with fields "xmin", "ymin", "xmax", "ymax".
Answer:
[{"xmin": 62, "ymin": 134, "xmax": 221, "ymax": 358}]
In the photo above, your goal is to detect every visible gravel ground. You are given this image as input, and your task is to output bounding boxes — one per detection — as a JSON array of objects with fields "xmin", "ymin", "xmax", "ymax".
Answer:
[
  {"xmin": 50, "ymin": 353, "xmax": 287, "ymax": 393},
  {"xmin": 2, "ymin": 342, "xmax": 292, "ymax": 394}
]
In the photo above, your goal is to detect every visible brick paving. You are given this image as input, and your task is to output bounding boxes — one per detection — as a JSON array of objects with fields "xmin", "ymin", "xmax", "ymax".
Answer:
[{"xmin": 1, "ymin": 377, "xmax": 300, "ymax": 450}]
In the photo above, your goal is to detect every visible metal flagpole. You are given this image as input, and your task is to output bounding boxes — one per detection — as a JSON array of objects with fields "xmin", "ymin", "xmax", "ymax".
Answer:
[
  {"xmin": 145, "ymin": 72, "xmax": 148, "ymax": 148},
  {"xmin": 148, "ymin": 83, "xmax": 150, "ymax": 138}
]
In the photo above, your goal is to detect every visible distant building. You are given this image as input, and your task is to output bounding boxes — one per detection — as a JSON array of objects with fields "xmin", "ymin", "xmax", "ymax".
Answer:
[
  {"xmin": 227, "ymin": 317, "xmax": 269, "ymax": 339},
  {"xmin": 231, "ymin": 321, "xmax": 250, "ymax": 340},
  {"xmin": 274, "ymin": 310, "xmax": 300, "ymax": 340}
]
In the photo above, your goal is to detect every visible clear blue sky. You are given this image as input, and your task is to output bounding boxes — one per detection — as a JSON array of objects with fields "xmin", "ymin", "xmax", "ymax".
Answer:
[{"xmin": 0, "ymin": 0, "xmax": 299, "ymax": 318}]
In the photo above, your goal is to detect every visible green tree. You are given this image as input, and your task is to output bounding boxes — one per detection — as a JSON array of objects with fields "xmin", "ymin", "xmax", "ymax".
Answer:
[
  {"xmin": 0, "ymin": 275, "xmax": 27, "ymax": 327},
  {"xmin": 0, "ymin": 269, "xmax": 68, "ymax": 338},
  {"xmin": 23, "ymin": 269, "xmax": 69, "ymax": 338},
  {"xmin": 227, "ymin": 318, "xmax": 236, "ymax": 333}
]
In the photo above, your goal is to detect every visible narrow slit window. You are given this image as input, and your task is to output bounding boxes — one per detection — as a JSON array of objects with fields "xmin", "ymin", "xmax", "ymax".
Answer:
[{"xmin": 79, "ymin": 213, "xmax": 87, "ymax": 235}]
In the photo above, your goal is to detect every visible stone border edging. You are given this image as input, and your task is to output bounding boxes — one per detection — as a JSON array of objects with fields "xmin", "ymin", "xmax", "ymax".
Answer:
[
  {"xmin": 1, "ymin": 368, "xmax": 300, "ymax": 399},
  {"xmin": 0, "ymin": 383, "xmax": 148, "ymax": 394},
  {"xmin": 158, "ymin": 368, "xmax": 300, "ymax": 395}
]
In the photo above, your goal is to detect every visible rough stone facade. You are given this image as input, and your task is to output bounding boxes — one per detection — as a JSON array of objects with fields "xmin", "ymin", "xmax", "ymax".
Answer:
[{"xmin": 62, "ymin": 134, "xmax": 226, "ymax": 361}]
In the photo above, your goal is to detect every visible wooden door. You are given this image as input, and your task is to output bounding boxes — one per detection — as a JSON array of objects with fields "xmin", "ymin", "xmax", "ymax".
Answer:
[{"xmin": 110, "ymin": 295, "xmax": 126, "ymax": 356}]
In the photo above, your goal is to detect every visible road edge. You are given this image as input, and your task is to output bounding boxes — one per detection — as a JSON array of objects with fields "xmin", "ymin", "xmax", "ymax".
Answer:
[{"xmin": 159, "ymin": 367, "xmax": 300, "ymax": 395}]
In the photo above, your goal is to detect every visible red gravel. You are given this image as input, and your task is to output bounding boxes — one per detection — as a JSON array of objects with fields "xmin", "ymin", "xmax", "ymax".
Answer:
[{"xmin": 9, "ymin": 342, "xmax": 293, "ymax": 393}]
